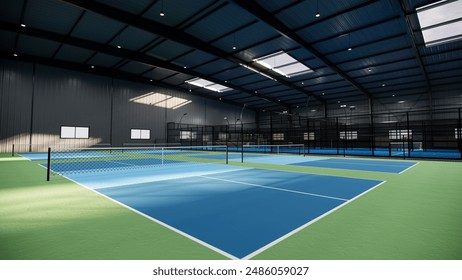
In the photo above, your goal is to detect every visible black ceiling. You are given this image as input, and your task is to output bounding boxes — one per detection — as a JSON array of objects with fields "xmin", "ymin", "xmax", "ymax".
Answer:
[{"xmin": 1, "ymin": 0, "xmax": 461, "ymax": 112}]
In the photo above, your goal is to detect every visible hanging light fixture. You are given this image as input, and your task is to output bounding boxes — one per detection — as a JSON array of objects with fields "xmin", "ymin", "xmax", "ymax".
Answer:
[
  {"xmin": 159, "ymin": 0, "xmax": 165, "ymax": 16},
  {"xmin": 315, "ymin": 0, "xmax": 320, "ymax": 17}
]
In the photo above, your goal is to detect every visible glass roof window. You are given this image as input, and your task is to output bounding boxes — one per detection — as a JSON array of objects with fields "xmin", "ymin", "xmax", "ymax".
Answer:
[
  {"xmin": 185, "ymin": 78, "xmax": 232, "ymax": 93},
  {"xmin": 253, "ymin": 51, "xmax": 313, "ymax": 78},
  {"xmin": 130, "ymin": 92, "xmax": 192, "ymax": 110},
  {"xmin": 416, "ymin": 0, "xmax": 462, "ymax": 47}
]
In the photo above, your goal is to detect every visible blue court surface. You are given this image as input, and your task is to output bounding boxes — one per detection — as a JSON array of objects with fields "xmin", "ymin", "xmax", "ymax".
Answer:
[
  {"xmin": 66, "ymin": 165, "xmax": 383, "ymax": 259},
  {"xmin": 289, "ymin": 158, "xmax": 417, "ymax": 173}
]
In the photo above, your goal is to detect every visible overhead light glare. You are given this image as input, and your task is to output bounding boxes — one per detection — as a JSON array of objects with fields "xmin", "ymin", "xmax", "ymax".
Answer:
[
  {"xmin": 253, "ymin": 51, "xmax": 313, "ymax": 78},
  {"xmin": 20, "ymin": 23, "xmax": 26, "ymax": 28}
]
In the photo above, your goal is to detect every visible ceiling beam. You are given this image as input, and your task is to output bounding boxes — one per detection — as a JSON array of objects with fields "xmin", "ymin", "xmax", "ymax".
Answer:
[
  {"xmin": 0, "ymin": 20, "xmax": 286, "ymax": 109},
  {"xmin": 397, "ymin": 0, "xmax": 432, "ymax": 100},
  {"xmin": 231, "ymin": 0, "xmax": 372, "ymax": 100},
  {"xmin": 59, "ymin": 0, "xmax": 326, "ymax": 105}
]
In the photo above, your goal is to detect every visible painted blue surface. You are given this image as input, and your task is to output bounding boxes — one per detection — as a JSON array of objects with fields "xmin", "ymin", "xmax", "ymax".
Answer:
[
  {"xmin": 75, "ymin": 168, "xmax": 382, "ymax": 259},
  {"xmin": 290, "ymin": 158, "xmax": 416, "ymax": 173}
]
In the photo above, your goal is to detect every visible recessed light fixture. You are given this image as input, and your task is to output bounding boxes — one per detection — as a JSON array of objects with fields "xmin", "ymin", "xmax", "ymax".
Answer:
[
  {"xmin": 13, "ymin": 53, "xmax": 18, "ymax": 57},
  {"xmin": 322, "ymin": 92, "xmax": 325, "ymax": 95},
  {"xmin": 117, "ymin": 45, "xmax": 122, "ymax": 49},
  {"xmin": 20, "ymin": 23, "xmax": 26, "ymax": 28},
  {"xmin": 232, "ymin": 46, "xmax": 237, "ymax": 50},
  {"xmin": 382, "ymin": 83, "xmax": 386, "ymax": 87},
  {"xmin": 90, "ymin": 65, "xmax": 95, "ymax": 69},
  {"xmin": 183, "ymin": 65, "xmax": 187, "ymax": 69},
  {"xmin": 160, "ymin": 11, "xmax": 165, "ymax": 16},
  {"xmin": 347, "ymin": 47, "xmax": 352, "ymax": 51},
  {"xmin": 392, "ymin": 94, "xmax": 395, "ymax": 97},
  {"xmin": 150, "ymin": 79, "xmax": 153, "ymax": 82},
  {"xmin": 398, "ymin": 100, "xmax": 406, "ymax": 103},
  {"xmin": 368, "ymin": 68, "xmax": 372, "ymax": 72}
]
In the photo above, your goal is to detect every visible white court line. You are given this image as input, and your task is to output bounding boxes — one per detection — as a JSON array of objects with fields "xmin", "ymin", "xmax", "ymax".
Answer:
[
  {"xmin": 198, "ymin": 175, "xmax": 348, "ymax": 202},
  {"xmin": 398, "ymin": 161, "xmax": 419, "ymax": 174},
  {"xmin": 319, "ymin": 159, "xmax": 414, "ymax": 168}
]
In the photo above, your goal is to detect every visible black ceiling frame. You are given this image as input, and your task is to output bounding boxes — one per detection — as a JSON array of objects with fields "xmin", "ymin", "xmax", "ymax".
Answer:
[
  {"xmin": 397, "ymin": 0, "xmax": 432, "ymax": 102},
  {"xmin": 0, "ymin": 20, "xmax": 286, "ymax": 109},
  {"xmin": 58, "ymin": 0, "xmax": 326, "ymax": 106},
  {"xmin": 231, "ymin": 0, "xmax": 373, "ymax": 100}
]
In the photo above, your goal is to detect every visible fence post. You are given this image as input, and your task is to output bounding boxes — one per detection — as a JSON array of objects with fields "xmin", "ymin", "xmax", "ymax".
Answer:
[{"xmin": 47, "ymin": 147, "xmax": 51, "ymax": 181}]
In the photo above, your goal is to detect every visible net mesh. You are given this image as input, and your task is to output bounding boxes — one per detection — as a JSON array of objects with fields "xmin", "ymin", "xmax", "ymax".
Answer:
[
  {"xmin": 242, "ymin": 144, "xmax": 305, "ymax": 155},
  {"xmin": 47, "ymin": 145, "xmax": 228, "ymax": 176}
]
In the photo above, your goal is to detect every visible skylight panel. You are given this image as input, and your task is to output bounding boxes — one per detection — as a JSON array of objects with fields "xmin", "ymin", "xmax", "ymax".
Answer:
[
  {"xmin": 253, "ymin": 51, "xmax": 313, "ymax": 78},
  {"xmin": 185, "ymin": 78, "xmax": 232, "ymax": 92},
  {"xmin": 129, "ymin": 92, "xmax": 191, "ymax": 110},
  {"xmin": 417, "ymin": 0, "xmax": 462, "ymax": 47}
]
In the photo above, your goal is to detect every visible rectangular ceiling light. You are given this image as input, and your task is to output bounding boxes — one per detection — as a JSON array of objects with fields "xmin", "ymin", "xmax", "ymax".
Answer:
[
  {"xmin": 253, "ymin": 51, "xmax": 313, "ymax": 78},
  {"xmin": 130, "ymin": 92, "xmax": 191, "ymax": 110},
  {"xmin": 417, "ymin": 0, "xmax": 462, "ymax": 47},
  {"xmin": 185, "ymin": 78, "xmax": 232, "ymax": 92}
]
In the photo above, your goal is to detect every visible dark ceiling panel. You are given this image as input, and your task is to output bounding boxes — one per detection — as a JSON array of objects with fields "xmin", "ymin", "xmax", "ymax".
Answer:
[
  {"xmin": 94, "ymin": 0, "xmax": 153, "ymax": 15},
  {"xmin": 87, "ymin": 53, "xmax": 123, "ymax": 69},
  {"xmin": 53, "ymin": 44, "xmax": 94, "ymax": 63},
  {"xmin": 147, "ymin": 40, "xmax": 194, "ymax": 61},
  {"xmin": 17, "ymin": 35, "xmax": 60, "ymax": 58},
  {"xmin": 142, "ymin": 0, "xmax": 217, "ymax": 28},
  {"xmin": 25, "ymin": 0, "xmax": 83, "ymax": 35},
  {"xmin": 115, "ymin": 26, "xmax": 159, "ymax": 51},
  {"xmin": 0, "ymin": 30, "xmax": 16, "ymax": 52},
  {"xmin": 71, "ymin": 11, "xmax": 125, "ymax": 43}
]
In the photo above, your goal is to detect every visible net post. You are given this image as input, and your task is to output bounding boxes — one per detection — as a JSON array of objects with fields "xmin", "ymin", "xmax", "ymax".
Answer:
[
  {"xmin": 47, "ymin": 147, "xmax": 51, "ymax": 181},
  {"xmin": 12, "ymin": 144, "xmax": 15, "ymax": 157},
  {"xmin": 226, "ymin": 145, "xmax": 229, "ymax": 164}
]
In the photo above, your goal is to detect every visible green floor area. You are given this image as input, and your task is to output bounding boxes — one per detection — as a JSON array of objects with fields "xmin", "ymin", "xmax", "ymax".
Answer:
[{"xmin": 1, "ymin": 153, "xmax": 461, "ymax": 259}]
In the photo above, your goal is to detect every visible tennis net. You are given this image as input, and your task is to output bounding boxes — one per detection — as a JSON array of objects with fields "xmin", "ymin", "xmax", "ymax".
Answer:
[
  {"xmin": 46, "ymin": 145, "xmax": 228, "ymax": 179},
  {"xmin": 242, "ymin": 144, "xmax": 305, "ymax": 155}
]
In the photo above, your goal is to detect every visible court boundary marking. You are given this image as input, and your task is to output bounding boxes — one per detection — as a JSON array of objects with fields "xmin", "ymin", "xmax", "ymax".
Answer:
[{"xmin": 198, "ymin": 175, "xmax": 348, "ymax": 202}]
